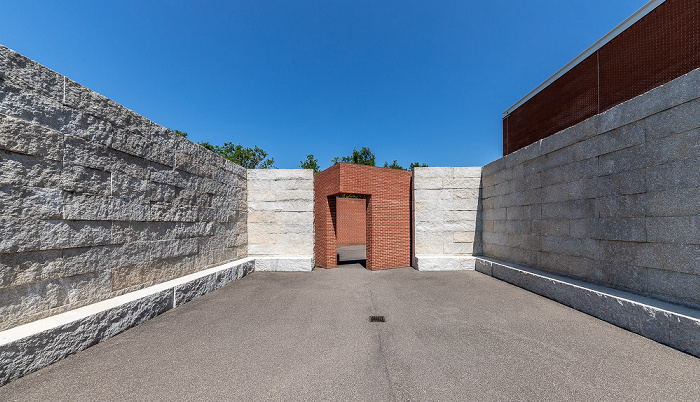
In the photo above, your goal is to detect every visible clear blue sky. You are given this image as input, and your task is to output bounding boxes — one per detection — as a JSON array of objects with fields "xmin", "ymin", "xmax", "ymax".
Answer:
[{"xmin": 1, "ymin": 0, "xmax": 649, "ymax": 169}]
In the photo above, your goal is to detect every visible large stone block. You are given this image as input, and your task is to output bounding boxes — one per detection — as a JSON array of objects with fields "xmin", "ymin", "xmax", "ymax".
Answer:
[
  {"xmin": 111, "ymin": 129, "xmax": 174, "ymax": 168},
  {"xmin": 645, "ymin": 157, "xmax": 700, "ymax": 192},
  {"xmin": 646, "ymin": 269, "xmax": 700, "ymax": 308},
  {"xmin": 0, "ymin": 80, "xmax": 114, "ymax": 145},
  {"xmin": 253, "ymin": 257, "xmax": 313, "ymax": 272},
  {"xmin": 0, "ymin": 113, "xmax": 63, "ymax": 161},
  {"xmin": 595, "ymin": 194, "xmax": 647, "ymax": 218},
  {"xmin": 0, "ymin": 270, "xmax": 111, "ymax": 331},
  {"xmin": 0, "ymin": 219, "xmax": 111, "ymax": 253},
  {"xmin": 0, "ymin": 150, "xmax": 63, "ymax": 189},
  {"xmin": 645, "ymin": 187, "xmax": 700, "ymax": 217},
  {"xmin": 0, "ymin": 45, "xmax": 64, "ymax": 100},
  {"xmin": 0, "ymin": 184, "xmax": 63, "ymax": 219},
  {"xmin": 0, "ymin": 250, "xmax": 63, "ymax": 289},
  {"xmin": 63, "ymin": 193, "xmax": 150, "ymax": 222},
  {"xmin": 541, "ymin": 199, "xmax": 595, "ymax": 219},
  {"xmin": 174, "ymin": 151, "xmax": 212, "ymax": 178},
  {"xmin": 540, "ymin": 114, "xmax": 599, "ymax": 155},
  {"xmin": 644, "ymin": 97, "xmax": 700, "ymax": 142},
  {"xmin": 413, "ymin": 256, "xmax": 476, "ymax": 271},
  {"xmin": 646, "ymin": 216, "xmax": 699, "ymax": 245}
]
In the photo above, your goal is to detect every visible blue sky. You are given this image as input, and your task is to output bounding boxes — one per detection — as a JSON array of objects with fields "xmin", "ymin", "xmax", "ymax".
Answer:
[{"xmin": 1, "ymin": 0, "xmax": 649, "ymax": 169}]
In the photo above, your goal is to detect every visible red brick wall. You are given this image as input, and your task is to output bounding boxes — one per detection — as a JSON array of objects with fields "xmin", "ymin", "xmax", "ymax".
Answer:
[
  {"xmin": 503, "ymin": 0, "xmax": 700, "ymax": 155},
  {"xmin": 314, "ymin": 163, "xmax": 412, "ymax": 270},
  {"xmin": 336, "ymin": 197, "xmax": 366, "ymax": 246}
]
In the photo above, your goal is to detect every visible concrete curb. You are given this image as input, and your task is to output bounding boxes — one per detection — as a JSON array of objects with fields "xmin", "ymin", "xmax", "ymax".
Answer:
[
  {"xmin": 475, "ymin": 257, "xmax": 700, "ymax": 358},
  {"xmin": 0, "ymin": 257, "xmax": 256, "ymax": 386}
]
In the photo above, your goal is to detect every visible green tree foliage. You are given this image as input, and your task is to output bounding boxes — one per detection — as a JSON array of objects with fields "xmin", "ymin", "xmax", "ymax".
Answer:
[
  {"xmin": 172, "ymin": 129, "xmax": 188, "ymax": 138},
  {"xmin": 299, "ymin": 154, "xmax": 321, "ymax": 173},
  {"xmin": 332, "ymin": 147, "xmax": 375, "ymax": 166},
  {"xmin": 409, "ymin": 162, "xmax": 428, "ymax": 170},
  {"xmin": 383, "ymin": 160, "xmax": 404, "ymax": 170},
  {"xmin": 200, "ymin": 141, "xmax": 275, "ymax": 169}
]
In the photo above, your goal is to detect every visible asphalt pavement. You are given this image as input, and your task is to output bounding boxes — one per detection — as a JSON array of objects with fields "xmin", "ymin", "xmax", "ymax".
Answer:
[{"xmin": 1, "ymin": 262, "xmax": 699, "ymax": 401}]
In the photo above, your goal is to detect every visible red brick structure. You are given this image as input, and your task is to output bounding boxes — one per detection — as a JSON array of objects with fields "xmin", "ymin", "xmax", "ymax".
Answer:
[
  {"xmin": 336, "ymin": 197, "xmax": 367, "ymax": 246},
  {"xmin": 503, "ymin": 0, "xmax": 700, "ymax": 155},
  {"xmin": 314, "ymin": 163, "xmax": 412, "ymax": 270}
]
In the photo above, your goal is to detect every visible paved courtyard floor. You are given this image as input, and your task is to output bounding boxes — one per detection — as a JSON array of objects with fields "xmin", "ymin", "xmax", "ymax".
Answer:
[{"xmin": 1, "ymin": 266, "xmax": 699, "ymax": 401}]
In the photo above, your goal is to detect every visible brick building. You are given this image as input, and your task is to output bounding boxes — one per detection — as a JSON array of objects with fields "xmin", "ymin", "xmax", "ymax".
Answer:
[{"xmin": 314, "ymin": 163, "xmax": 412, "ymax": 270}]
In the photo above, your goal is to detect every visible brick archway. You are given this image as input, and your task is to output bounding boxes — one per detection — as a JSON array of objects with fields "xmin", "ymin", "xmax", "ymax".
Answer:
[{"xmin": 314, "ymin": 163, "xmax": 412, "ymax": 270}]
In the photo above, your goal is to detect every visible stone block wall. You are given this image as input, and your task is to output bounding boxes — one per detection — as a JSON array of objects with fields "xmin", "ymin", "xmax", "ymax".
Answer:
[
  {"xmin": 247, "ymin": 169, "xmax": 314, "ymax": 271},
  {"xmin": 0, "ymin": 45, "xmax": 248, "ymax": 331},
  {"xmin": 412, "ymin": 167, "xmax": 482, "ymax": 270},
  {"xmin": 336, "ymin": 197, "xmax": 366, "ymax": 246},
  {"xmin": 481, "ymin": 67, "xmax": 700, "ymax": 309}
]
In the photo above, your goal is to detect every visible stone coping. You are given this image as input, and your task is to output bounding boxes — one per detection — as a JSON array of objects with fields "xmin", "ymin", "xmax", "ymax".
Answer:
[
  {"xmin": 0, "ymin": 256, "xmax": 319, "ymax": 386},
  {"xmin": 475, "ymin": 257, "xmax": 700, "ymax": 358}
]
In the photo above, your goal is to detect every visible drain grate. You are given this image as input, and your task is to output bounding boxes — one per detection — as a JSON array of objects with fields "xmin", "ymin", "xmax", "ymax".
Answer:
[{"xmin": 369, "ymin": 315, "xmax": 385, "ymax": 323}]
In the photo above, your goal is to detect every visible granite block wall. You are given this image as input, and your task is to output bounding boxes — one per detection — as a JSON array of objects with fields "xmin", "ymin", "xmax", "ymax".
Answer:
[
  {"xmin": 481, "ymin": 67, "xmax": 700, "ymax": 309},
  {"xmin": 247, "ymin": 169, "xmax": 314, "ymax": 271},
  {"xmin": 412, "ymin": 167, "xmax": 482, "ymax": 270},
  {"xmin": 0, "ymin": 45, "xmax": 248, "ymax": 331}
]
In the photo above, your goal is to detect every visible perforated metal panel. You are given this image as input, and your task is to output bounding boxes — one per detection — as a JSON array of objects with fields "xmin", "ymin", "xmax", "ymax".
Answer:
[{"xmin": 504, "ymin": 0, "xmax": 700, "ymax": 155}]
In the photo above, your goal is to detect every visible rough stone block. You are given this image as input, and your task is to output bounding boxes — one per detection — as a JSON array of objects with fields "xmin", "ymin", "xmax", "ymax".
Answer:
[
  {"xmin": 0, "ymin": 250, "xmax": 63, "ymax": 289},
  {"xmin": 442, "ymin": 177, "xmax": 481, "ymax": 189},
  {"xmin": 0, "ymin": 219, "xmax": 111, "ymax": 253},
  {"xmin": 0, "ymin": 45, "xmax": 64, "ymax": 100},
  {"xmin": 669, "ymin": 314, "xmax": 700, "ymax": 357},
  {"xmin": 0, "ymin": 287, "xmax": 173, "ymax": 386},
  {"xmin": 0, "ymin": 150, "xmax": 63, "ymax": 188},
  {"xmin": 0, "ymin": 113, "xmax": 64, "ymax": 161},
  {"xmin": 63, "ymin": 194, "xmax": 150, "ymax": 222},
  {"xmin": 111, "ymin": 129, "xmax": 174, "ymax": 168},
  {"xmin": 174, "ymin": 151, "xmax": 212, "ymax": 178},
  {"xmin": 174, "ymin": 261, "xmax": 253, "ymax": 305},
  {"xmin": 61, "ymin": 164, "xmax": 111, "ymax": 195},
  {"xmin": 0, "ymin": 184, "xmax": 63, "ymax": 219},
  {"xmin": 0, "ymin": 80, "xmax": 114, "ymax": 145},
  {"xmin": 453, "ymin": 231, "xmax": 476, "ymax": 243}
]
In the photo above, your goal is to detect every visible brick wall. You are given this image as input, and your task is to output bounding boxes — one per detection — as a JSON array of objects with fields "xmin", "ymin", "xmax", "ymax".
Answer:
[
  {"xmin": 503, "ymin": 0, "xmax": 700, "ymax": 155},
  {"xmin": 0, "ymin": 45, "xmax": 248, "ymax": 331},
  {"xmin": 483, "ymin": 67, "xmax": 700, "ymax": 309},
  {"xmin": 315, "ymin": 163, "xmax": 411, "ymax": 270},
  {"xmin": 336, "ymin": 197, "xmax": 366, "ymax": 246}
]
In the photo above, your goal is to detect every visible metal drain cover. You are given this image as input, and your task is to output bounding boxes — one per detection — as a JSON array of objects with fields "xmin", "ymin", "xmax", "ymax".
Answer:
[{"xmin": 369, "ymin": 315, "xmax": 385, "ymax": 322}]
